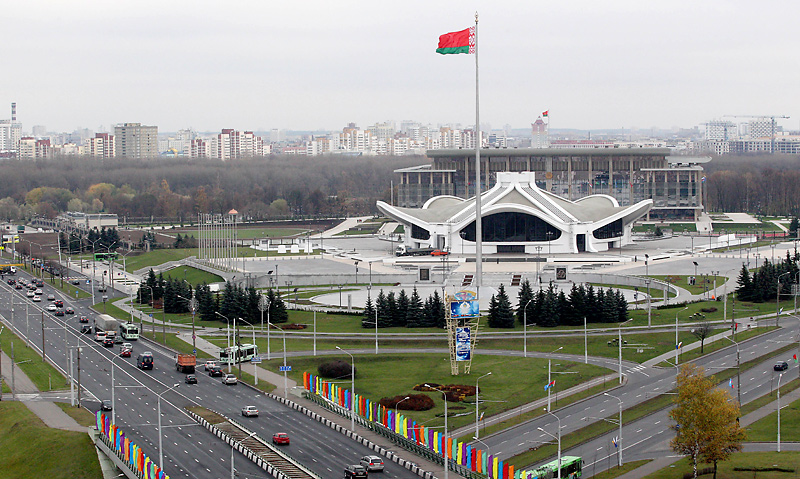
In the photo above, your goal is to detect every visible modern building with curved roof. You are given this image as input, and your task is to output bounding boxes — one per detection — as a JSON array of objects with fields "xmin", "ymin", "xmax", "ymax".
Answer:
[{"xmin": 378, "ymin": 171, "xmax": 652, "ymax": 255}]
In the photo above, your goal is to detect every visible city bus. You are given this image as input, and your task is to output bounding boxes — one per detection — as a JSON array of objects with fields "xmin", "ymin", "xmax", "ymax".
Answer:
[
  {"xmin": 94, "ymin": 252, "xmax": 119, "ymax": 262},
  {"xmin": 119, "ymin": 322, "xmax": 140, "ymax": 340},
  {"xmin": 531, "ymin": 456, "xmax": 582, "ymax": 479},
  {"xmin": 219, "ymin": 344, "xmax": 259, "ymax": 364}
]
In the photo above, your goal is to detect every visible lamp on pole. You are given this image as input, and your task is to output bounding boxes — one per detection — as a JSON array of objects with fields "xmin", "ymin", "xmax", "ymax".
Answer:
[
  {"xmin": 778, "ymin": 372, "xmax": 784, "ymax": 452},
  {"xmin": 157, "ymin": 383, "xmax": 180, "ymax": 468},
  {"xmin": 676, "ymin": 306, "xmax": 689, "ymax": 366},
  {"xmin": 215, "ymin": 311, "xmax": 234, "ymax": 373},
  {"xmin": 231, "ymin": 431, "xmax": 258, "ymax": 479},
  {"xmin": 604, "ymin": 392, "xmax": 623, "ymax": 467},
  {"xmin": 269, "ymin": 321, "xmax": 287, "ymax": 397},
  {"xmin": 395, "ymin": 396, "xmax": 410, "ymax": 418},
  {"xmin": 336, "ymin": 346, "xmax": 356, "ymax": 432},
  {"xmin": 110, "ymin": 354, "xmax": 118, "ymax": 423},
  {"xmin": 723, "ymin": 335, "xmax": 742, "ymax": 409},
  {"xmin": 425, "ymin": 383, "xmax": 449, "ymax": 479},
  {"xmin": 645, "ymin": 254, "xmax": 651, "ymax": 327},
  {"xmin": 778, "ymin": 271, "xmax": 790, "ymax": 328},
  {"xmin": 523, "ymin": 299, "xmax": 533, "ymax": 358},
  {"xmin": 87, "ymin": 238, "xmax": 101, "ymax": 304},
  {"xmin": 547, "ymin": 346, "xmax": 563, "ymax": 412},
  {"xmin": 238, "ymin": 317, "xmax": 257, "ymax": 384},
  {"xmin": 474, "ymin": 371, "xmax": 492, "ymax": 439},
  {"xmin": 180, "ymin": 279, "xmax": 197, "ymax": 354},
  {"xmin": 366, "ymin": 285, "xmax": 378, "ymax": 354},
  {"xmin": 538, "ymin": 410, "xmax": 562, "ymax": 479},
  {"xmin": 472, "ymin": 436, "xmax": 490, "ymax": 456}
]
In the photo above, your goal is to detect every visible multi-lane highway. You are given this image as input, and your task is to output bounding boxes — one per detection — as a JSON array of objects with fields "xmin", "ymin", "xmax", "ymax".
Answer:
[{"xmin": 0, "ymin": 270, "xmax": 423, "ymax": 479}]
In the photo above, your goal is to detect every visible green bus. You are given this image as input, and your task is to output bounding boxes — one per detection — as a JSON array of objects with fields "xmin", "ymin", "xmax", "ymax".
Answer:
[
  {"xmin": 94, "ymin": 252, "xmax": 118, "ymax": 262},
  {"xmin": 530, "ymin": 456, "xmax": 582, "ymax": 479}
]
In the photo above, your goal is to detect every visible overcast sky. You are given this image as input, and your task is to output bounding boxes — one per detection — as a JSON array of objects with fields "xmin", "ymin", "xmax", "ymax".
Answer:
[{"xmin": 2, "ymin": 1, "xmax": 798, "ymax": 134}]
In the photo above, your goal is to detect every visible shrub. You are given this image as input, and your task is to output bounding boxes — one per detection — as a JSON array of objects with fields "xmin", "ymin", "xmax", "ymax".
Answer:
[
  {"xmin": 282, "ymin": 323, "xmax": 307, "ymax": 330},
  {"xmin": 412, "ymin": 384, "xmax": 477, "ymax": 402},
  {"xmin": 378, "ymin": 394, "xmax": 434, "ymax": 411},
  {"xmin": 700, "ymin": 307, "xmax": 717, "ymax": 313},
  {"xmin": 317, "ymin": 360, "xmax": 355, "ymax": 379}
]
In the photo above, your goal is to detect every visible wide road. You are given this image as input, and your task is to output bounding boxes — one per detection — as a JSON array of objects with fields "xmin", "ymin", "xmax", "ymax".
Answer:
[
  {"xmin": 0, "ymin": 271, "xmax": 422, "ymax": 479},
  {"xmin": 480, "ymin": 318, "xmax": 800, "ymax": 477}
]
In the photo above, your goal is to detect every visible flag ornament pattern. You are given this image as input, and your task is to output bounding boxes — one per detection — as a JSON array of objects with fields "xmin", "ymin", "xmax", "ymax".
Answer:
[
  {"xmin": 729, "ymin": 378, "xmax": 734, "ymax": 388},
  {"xmin": 542, "ymin": 110, "xmax": 549, "ymax": 117},
  {"xmin": 436, "ymin": 27, "xmax": 475, "ymax": 55},
  {"xmin": 676, "ymin": 342, "xmax": 683, "ymax": 350},
  {"xmin": 544, "ymin": 380, "xmax": 556, "ymax": 391},
  {"xmin": 612, "ymin": 436, "xmax": 618, "ymax": 448}
]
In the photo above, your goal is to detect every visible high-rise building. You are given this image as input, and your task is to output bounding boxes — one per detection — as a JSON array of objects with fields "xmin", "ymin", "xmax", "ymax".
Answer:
[
  {"xmin": 113, "ymin": 122, "xmax": 158, "ymax": 158},
  {"xmin": 704, "ymin": 120, "xmax": 737, "ymax": 141},
  {"xmin": 531, "ymin": 117, "xmax": 549, "ymax": 148},
  {"xmin": 0, "ymin": 103, "xmax": 22, "ymax": 156},
  {"xmin": 86, "ymin": 133, "xmax": 116, "ymax": 158}
]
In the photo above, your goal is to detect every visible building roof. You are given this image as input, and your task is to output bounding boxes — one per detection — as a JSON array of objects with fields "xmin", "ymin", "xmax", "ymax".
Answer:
[{"xmin": 426, "ymin": 147, "xmax": 672, "ymax": 158}]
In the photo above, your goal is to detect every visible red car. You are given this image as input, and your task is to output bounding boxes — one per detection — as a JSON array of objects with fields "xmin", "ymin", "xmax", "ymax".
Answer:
[
  {"xmin": 272, "ymin": 432, "xmax": 290, "ymax": 445},
  {"xmin": 120, "ymin": 349, "xmax": 131, "ymax": 358},
  {"xmin": 431, "ymin": 249, "xmax": 450, "ymax": 256}
]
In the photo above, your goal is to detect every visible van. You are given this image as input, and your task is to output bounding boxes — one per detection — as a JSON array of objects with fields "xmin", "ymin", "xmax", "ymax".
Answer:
[{"xmin": 137, "ymin": 352, "xmax": 154, "ymax": 370}]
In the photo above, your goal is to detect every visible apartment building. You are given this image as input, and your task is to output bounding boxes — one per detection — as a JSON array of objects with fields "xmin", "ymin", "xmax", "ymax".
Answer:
[{"xmin": 114, "ymin": 123, "xmax": 158, "ymax": 158}]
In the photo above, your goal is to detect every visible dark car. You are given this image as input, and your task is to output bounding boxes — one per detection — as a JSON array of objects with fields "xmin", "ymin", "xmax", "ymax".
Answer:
[
  {"xmin": 54, "ymin": 310, "xmax": 65, "ymax": 316},
  {"xmin": 65, "ymin": 307, "xmax": 74, "ymax": 314},
  {"xmin": 207, "ymin": 365, "xmax": 223, "ymax": 377},
  {"xmin": 6, "ymin": 279, "xmax": 15, "ymax": 285},
  {"xmin": 103, "ymin": 337, "xmax": 115, "ymax": 347},
  {"xmin": 54, "ymin": 300, "xmax": 63, "ymax": 307},
  {"xmin": 344, "ymin": 465, "xmax": 368, "ymax": 479},
  {"xmin": 101, "ymin": 400, "xmax": 113, "ymax": 411},
  {"xmin": 79, "ymin": 316, "xmax": 89, "ymax": 323},
  {"xmin": 15, "ymin": 283, "xmax": 22, "ymax": 289},
  {"xmin": 69, "ymin": 278, "xmax": 81, "ymax": 285},
  {"xmin": 774, "ymin": 361, "xmax": 789, "ymax": 371},
  {"xmin": 81, "ymin": 325, "xmax": 92, "ymax": 334},
  {"xmin": 185, "ymin": 374, "xmax": 198, "ymax": 384}
]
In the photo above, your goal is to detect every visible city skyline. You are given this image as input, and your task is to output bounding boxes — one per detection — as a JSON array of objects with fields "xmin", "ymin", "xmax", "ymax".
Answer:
[{"xmin": 2, "ymin": 1, "xmax": 798, "ymax": 133}]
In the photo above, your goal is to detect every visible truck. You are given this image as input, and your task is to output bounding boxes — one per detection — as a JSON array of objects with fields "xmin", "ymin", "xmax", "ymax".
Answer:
[
  {"xmin": 176, "ymin": 354, "xmax": 197, "ymax": 373},
  {"xmin": 95, "ymin": 314, "xmax": 119, "ymax": 336},
  {"xmin": 395, "ymin": 245, "xmax": 435, "ymax": 257},
  {"xmin": 0, "ymin": 265, "xmax": 18, "ymax": 275}
]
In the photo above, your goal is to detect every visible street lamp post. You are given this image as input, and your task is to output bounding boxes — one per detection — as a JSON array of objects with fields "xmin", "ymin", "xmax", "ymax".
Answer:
[
  {"xmin": 723, "ymin": 335, "xmax": 742, "ymax": 408},
  {"xmin": 238, "ymin": 317, "xmax": 257, "ymax": 384},
  {"xmin": 604, "ymin": 392, "xmax": 623, "ymax": 467},
  {"xmin": 548, "ymin": 346, "xmax": 563, "ymax": 412},
  {"xmin": 778, "ymin": 373, "xmax": 784, "ymax": 452},
  {"xmin": 231, "ymin": 431, "xmax": 258, "ymax": 479},
  {"xmin": 110, "ymin": 354, "xmax": 118, "ymax": 423},
  {"xmin": 215, "ymin": 312, "xmax": 234, "ymax": 373},
  {"xmin": 778, "ymin": 272, "xmax": 790, "ymax": 328},
  {"xmin": 676, "ymin": 306, "xmax": 689, "ymax": 366},
  {"xmin": 336, "ymin": 346, "xmax": 356, "ymax": 432},
  {"xmin": 425, "ymin": 384, "xmax": 449, "ymax": 479},
  {"xmin": 395, "ymin": 396, "xmax": 410, "ymax": 418},
  {"xmin": 645, "ymin": 254, "xmax": 651, "ymax": 327},
  {"xmin": 367, "ymin": 285, "xmax": 378, "ymax": 355},
  {"xmin": 157, "ymin": 383, "xmax": 180, "ymax": 468},
  {"xmin": 538, "ymin": 410, "xmax": 562, "ymax": 479},
  {"xmin": 269, "ymin": 321, "xmax": 288, "ymax": 397},
  {"xmin": 475, "ymin": 372, "xmax": 492, "ymax": 439},
  {"xmin": 523, "ymin": 299, "xmax": 534, "ymax": 357}
]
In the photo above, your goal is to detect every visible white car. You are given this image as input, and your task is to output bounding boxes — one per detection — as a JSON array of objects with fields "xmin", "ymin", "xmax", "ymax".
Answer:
[
  {"xmin": 360, "ymin": 455, "xmax": 385, "ymax": 472},
  {"xmin": 222, "ymin": 374, "xmax": 238, "ymax": 385},
  {"xmin": 204, "ymin": 360, "xmax": 218, "ymax": 371},
  {"xmin": 241, "ymin": 406, "xmax": 259, "ymax": 417},
  {"xmin": 95, "ymin": 331, "xmax": 107, "ymax": 342},
  {"xmin": 46, "ymin": 303, "xmax": 57, "ymax": 312},
  {"xmin": 32, "ymin": 295, "xmax": 42, "ymax": 302},
  {"xmin": 26, "ymin": 290, "xmax": 35, "ymax": 298}
]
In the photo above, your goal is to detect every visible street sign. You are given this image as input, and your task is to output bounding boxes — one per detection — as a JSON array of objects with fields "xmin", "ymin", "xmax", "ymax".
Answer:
[
  {"xmin": 251, "ymin": 358, "xmax": 262, "ymax": 364},
  {"xmin": 149, "ymin": 313, "xmax": 153, "ymax": 318},
  {"xmin": 192, "ymin": 348, "xmax": 196, "ymax": 354},
  {"xmin": 279, "ymin": 365, "xmax": 291, "ymax": 372}
]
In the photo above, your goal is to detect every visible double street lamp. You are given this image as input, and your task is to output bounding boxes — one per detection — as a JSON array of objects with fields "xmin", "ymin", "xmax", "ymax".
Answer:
[
  {"xmin": 336, "ymin": 346, "xmax": 356, "ymax": 432},
  {"xmin": 604, "ymin": 392, "xmax": 623, "ymax": 467},
  {"xmin": 231, "ymin": 431, "xmax": 257, "ymax": 479},
  {"xmin": 538, "ymin": 410, "xmax": 562, "ymax": 479},
  {"xmin": 425, "ymin": 383, "xmax": 450, "ymax": 479},
  {"xmin": 157, "ymin": 383, "xmax": 180, "ymax": 468},
  {"xmin": 474, "ymin": 371, "xmax": 492, "ymax": 439}
]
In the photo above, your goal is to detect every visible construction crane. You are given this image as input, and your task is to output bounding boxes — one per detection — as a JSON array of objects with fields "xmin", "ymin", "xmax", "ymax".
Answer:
[{"xmin": 724, "ymin": 114, "xmax": 790, "ymax": 154}]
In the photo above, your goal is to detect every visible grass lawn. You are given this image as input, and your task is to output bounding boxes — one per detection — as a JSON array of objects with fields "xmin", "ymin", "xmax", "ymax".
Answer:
[
  {"xmin": 0, "ymin": 327, "xmax": 67, "ymax": 392},
  {"xmin": 644, "ymin": 452, "xmax": 800, "ymax": 479},
  {"xmin": 161, "ymin": 265, "xmax": 223, "ymax": 285},
  {"xmin": 740, "ymin": 378, "xmax": 800, "ymax": 417},
  {"xmin": 0, "ymin": 402, "xmax": 102, "ymax": 479},
  {"xmin": 55, "ymin": 402, "xmax": 97, "ymax": 427},
  {"xmin": 633, "ymin": 223, "xmax": 697, "ymax": 233},
  {"xmin": 628, "ymin": 298, "xmax": 796, "ymax": 327},
  {"xmin": 746, "ymin": 387, "xmax": 800, "ymax": 441},
  {"xmin": 647, "ymin": 274, "xmax": 725, "ymax": 296},
  {"xmin": 589, "ymin": 460, "xmax": 651, "ymax": 479},
  {"xmin": 712, "ymin": 222, "xmax": 782, "ymax": 232},
  {"xmin": 275, "ymin": 353, "xmax": 607, "ymax": 431}
]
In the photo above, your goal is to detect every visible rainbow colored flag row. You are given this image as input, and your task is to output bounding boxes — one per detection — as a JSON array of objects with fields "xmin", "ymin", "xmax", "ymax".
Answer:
[
  {"xmin": 97, "ymin": 412, "xmax": 170, "ymax": 479},
  {"xmin": 303, "ymin": 372, "xmax": 547, "ymax": 479}
]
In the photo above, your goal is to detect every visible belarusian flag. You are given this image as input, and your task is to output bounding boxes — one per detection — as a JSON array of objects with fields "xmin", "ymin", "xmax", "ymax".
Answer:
[
  {"xmin": 542, "ymin": 110, "xmax": 549, "ymax": 117},
  {"xmin": 436, "ymin": 27, "xmax": 475, "ymax": 55}
]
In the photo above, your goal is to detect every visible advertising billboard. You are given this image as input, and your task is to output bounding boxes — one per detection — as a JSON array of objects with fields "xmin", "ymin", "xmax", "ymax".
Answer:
[
  {"xmin": 455, "ymin": 327, "xmax": 471, "ymax": 361},
  {"xmin": 450, "ymin": 300, "xmax": 479, "ymax": 318}
]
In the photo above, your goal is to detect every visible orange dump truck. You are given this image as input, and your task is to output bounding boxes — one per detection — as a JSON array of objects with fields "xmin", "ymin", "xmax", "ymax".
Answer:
[{"xmin": 176, "ymin": 353, "xmax": 196, "ymax": 373}]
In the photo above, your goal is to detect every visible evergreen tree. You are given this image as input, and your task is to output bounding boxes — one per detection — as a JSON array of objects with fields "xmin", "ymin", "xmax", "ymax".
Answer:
[
  {"xmin": 566, "ymin": 283, "xmax": 586, "ymax": 326},
  {"xmin": 557, "ymin": 290, "xmax": 569, "ymax": 326},
  {"xmin": 375, "ymin": 290, "xmax": 388, "ymax": 328},
  {"xmin": 616, "ymin": 289, "xmax": 629, "ymax": 323},
  {"xmin": 539, "ymin": 284, "xmax": 559, "ymax": 327},
  {"xmin": 431, "ymin": 290, "xmax": 446, "ymax": 328},
  {"xmin": 406, "ymin": 287, "xmax": 424, "ymax": 328},
  {"xmin": 790, "ymin": 217, "xmax": 799, "ymax": 238},
  {"xmin": 531, "ymin": 288, "xmax": 545, "ymax": 326},
  {"xmin": 386, "ymin": 292, "xmax": 398, "ymax": 327},
  {"xmin": 197, "ymin": 283, "xmax": 216, "ymax": 322},
  {"xmin": 489, "ymin": 284, "xmax": 514, "ymax": 328},
  {"xmin": 601, "ymin": 289, "xmax": 618, "ymax": 323},
  {"xmin": 736, "ymin": 265, "xmax": 753, "ymax": 302},
  {"xmin": 487, "ymin": 293, "xmax": 499, "ymax": 326},
  {"xmin": 421, "ymin": 295, "xmax": 435, "ymax": 328},
  {"xmin": 362, "ymin": 293, "xmax": 376, "ymax": 328},
  {"xmin": 246, "ymin": 286, "xmax": 260, "ymax": 323},
  {"xmin": 266, "ymin": 288, "xmax": 288, "ymax": 323},
  {"xmin": 585, "ymin": 285, "xmax": 598, "ymax": 323},
  {"xmin": 396, "ymin": 289, "xmax": 409, "ymax": 327},
  {"xmin": 516, "ymin": 279, "xmax": 535, "ymax": 326}
]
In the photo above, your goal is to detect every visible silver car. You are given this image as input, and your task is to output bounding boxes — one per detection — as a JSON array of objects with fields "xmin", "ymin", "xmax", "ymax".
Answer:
[{"xmin": 222, "ymin": 374, "xmax": 238, "ymax": 385}]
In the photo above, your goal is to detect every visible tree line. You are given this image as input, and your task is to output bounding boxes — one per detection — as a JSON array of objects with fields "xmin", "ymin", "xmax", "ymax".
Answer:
[
  {"xmin": 736, "ymin": 251, "xmax": 799, "ymax": 302},
  {"xmin": 0, "ymin": 154, "xmax": 423, "ymax": 222},
  {"xmin": 137, "ymin": 270, "xmax": 288, "ymax": 325},
  {"xmin": 362, "ymin": 288, "xmax": 446, "ymax": 329}
]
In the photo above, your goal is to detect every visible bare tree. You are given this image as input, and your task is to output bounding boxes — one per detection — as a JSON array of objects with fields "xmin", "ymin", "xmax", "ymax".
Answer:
[{"xmin": 691, "ymin": 321, "xmax": 714, "ymax": 354}]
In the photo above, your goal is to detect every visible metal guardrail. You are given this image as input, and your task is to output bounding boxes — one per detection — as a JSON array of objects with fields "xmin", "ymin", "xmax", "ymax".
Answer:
[{"xmin": 306, "ymin": 393, "xmax": 487, "ymax": 479}]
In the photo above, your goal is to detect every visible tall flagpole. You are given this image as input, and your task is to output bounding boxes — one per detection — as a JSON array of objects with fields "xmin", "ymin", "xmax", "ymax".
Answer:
[{"xmin": 474, "ymin": 12, "xmax": 482, "ymax": 295}]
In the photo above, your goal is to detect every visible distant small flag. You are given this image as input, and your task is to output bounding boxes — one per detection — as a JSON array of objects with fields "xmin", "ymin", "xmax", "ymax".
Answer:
[
  {"xmin": 479, "ymin": 412, "xmax": 485, "ymax": 421},
  {"xmin": 676, "ymin": 342, "xmax": 683, "ymax": 350},
  {"xmin": 612, "ymin": 436, "xmax": 618, "ymax": 448},
  {"xmin": 542, "ymin": 110, "xmax": 549, "ymax": 117},
  {"xmin": 701, "ymin": 176, "xmax": 706, "ymax": 183},
  {"xmin": 544, "ymin": 380, "xmax": 556, "ymax": 391},
  {"xmin": 779, "ymin": 307, "xmax": 784, "ymax": 315},
  {"xmin": 729, "ymin": 378, "xmax": 734, "ymax": 389},
  {"xmin": 794, "ymin": 354, "xmax": 798, "ymax": 364}
]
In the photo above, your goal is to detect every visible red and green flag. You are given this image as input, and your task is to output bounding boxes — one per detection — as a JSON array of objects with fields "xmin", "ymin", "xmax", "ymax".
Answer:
[
  {"xmin": 542, "ymin": 110, "xmax": 549, "ymax": 117},
  {"xmin": 436, "ymin": 27, "xmax": 475, "ymax": 55}
]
